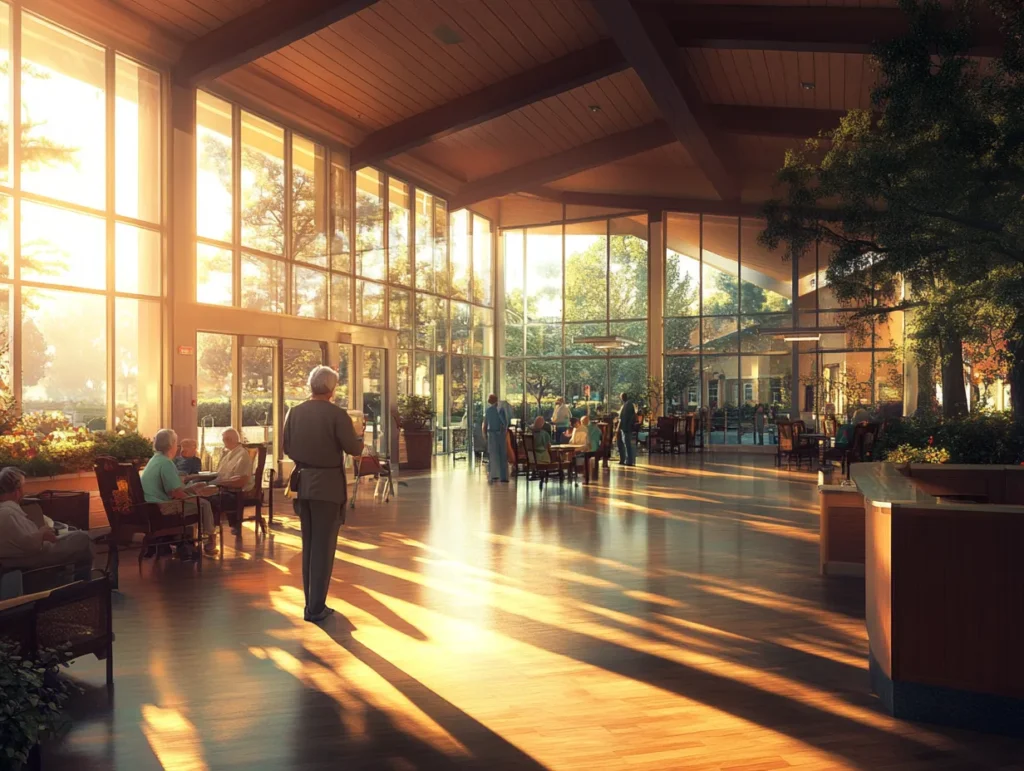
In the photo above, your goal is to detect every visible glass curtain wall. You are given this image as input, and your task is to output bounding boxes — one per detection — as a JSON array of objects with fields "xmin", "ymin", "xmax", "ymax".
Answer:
[
  {"xmin": 503, "ymin": 216, "xmax": 648, "ymax": 422},
  {"xmin": 663, "ymin": 214, "xmax": 900, "ymax": 444},
  {"xmin": 0, "ymin": 6, "xmax": 164, "ymax": 433},
  {"xmin": 196, "ymin": 91, "xmax": 339, "ymax": 320},
  {"xmin": 410, "ymin": 205, "xmax": 494, "ymax": 454},
  {"xmin": 798, "ymin": 241, "xmax": 904, "ymax": 424},
  {"xmin": 195, "ymin": 91, "xmax": 496, "ymax": 456}
]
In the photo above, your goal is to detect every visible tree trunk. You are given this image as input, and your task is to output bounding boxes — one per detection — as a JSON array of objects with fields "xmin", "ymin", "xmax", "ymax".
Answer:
[
  {"xmin": 1008, "ymin": 335, "xmax": 1024, "ymax": 420},
  {"xmin": 916, "ymin": 359, "xmax": 937, "ymax": 413},
  {"xmin": 939, "ymin": 331, "xmax": 968, "ymax": 418}
]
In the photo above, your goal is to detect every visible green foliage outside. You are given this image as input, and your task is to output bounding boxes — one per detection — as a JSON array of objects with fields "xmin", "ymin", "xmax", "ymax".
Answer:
[
  {"xmin": 761, "ymin": 0, "xmax": 1024, "ymax": 419},
  {"xmin": 877, "ymin": 413, "xmax": 1024, "ymax": 464}
]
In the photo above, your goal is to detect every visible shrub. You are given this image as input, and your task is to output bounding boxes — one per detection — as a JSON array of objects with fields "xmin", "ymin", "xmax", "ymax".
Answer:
[
  {"xmin": 93, "ymin": 431, "xmax": 155, "ymax": 463},
  {"xmin": 878, "ymin": 413, "xmax": 1024, "ymax": 464},
  {"xmin": 0, "ymin": 642, "xmax": 79, "ymax": 770},
  {"xmin": 886, "ymin": 444, "xmax": 951, "ymax": 464}
]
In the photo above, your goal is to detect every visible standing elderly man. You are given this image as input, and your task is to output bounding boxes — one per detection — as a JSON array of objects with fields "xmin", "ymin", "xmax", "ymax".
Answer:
[
  {"xmin": 141, "ymin": 429, "xmax": 218, "ymax": 555},
  {"xmin": 0, "ymin": 467, "xmax": 94, "ymax": 577},
  {"xmin": 484, "ymin": 394, "xmax": 509, "ymax": 484},
  {"xmin": 283, "ymin": 365, "xmax": 363, "ymax": 624}
]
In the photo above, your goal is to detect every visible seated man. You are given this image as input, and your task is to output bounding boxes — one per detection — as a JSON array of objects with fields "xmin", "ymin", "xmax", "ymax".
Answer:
[
  {"xmin": 0, "ymin": 467, "xmax": 94, "ymax": 578},
  {"xmin": 209, "ymin": 428, "xmax": 254, "ymax": 535},
  {"xmin": 141, "ymin": 429, "xmax": 217, "ymax": 555},
  {"xmin": 531, "ymin": 416, "xmax": 552, "ymax": 464},
  {"xmin": 174, "ymin": 438, "xmax": 203, "ymax": 477},
  {"xmin": 568, "ymin": 417, "xmax": 587, "ymax": 447}
]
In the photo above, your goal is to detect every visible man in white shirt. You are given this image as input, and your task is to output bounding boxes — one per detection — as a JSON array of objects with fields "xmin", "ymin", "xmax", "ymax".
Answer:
[
  {"xmin": 210, "ymin": 428, "xmax": 254, "ymax": 535},
  {"xmin": 0, "ymin": 467, "xmax": 94, "ymax": 576}
]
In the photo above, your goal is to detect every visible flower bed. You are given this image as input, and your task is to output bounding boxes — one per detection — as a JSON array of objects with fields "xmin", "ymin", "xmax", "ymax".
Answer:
[{"xmin": 0, "ymin": 411, "xmax": 152, "ymax": 477}]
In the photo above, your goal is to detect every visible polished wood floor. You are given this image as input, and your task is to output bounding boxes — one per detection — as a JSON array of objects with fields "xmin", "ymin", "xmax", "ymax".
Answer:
[{"xmin": 48, "ymin": 453, "xmax": 1024, "ymax": 770}]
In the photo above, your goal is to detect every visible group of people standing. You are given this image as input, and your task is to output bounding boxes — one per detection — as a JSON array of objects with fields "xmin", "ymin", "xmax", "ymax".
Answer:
[{"xmin": 482, "ymin": 391, "xmax": 640, "ymax": 483}]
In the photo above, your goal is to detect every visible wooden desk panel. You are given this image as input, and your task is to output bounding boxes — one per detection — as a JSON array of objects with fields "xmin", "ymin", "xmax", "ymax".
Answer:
[{"xmin": 892, "ymin": 505, "xmax": 1024, "ymax": 699}]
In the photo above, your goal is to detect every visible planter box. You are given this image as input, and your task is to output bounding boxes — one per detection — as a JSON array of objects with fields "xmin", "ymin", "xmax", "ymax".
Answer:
[
  {"xmin": 22, "ymin": 472, "xmax": 98, "ymax": 495},
  {"xmin": 402, "ymin": 430, "xmax": 434, "ymax": 470}
]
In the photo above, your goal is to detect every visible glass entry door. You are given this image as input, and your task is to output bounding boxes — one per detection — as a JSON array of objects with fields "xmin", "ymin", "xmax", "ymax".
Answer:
[
  {"xmin": 361, "ymin": 347, "xmax": 386, "ymax": 452},
  {"xmin": 240, "ymin": 337, "xmax": 276, "ymax": 465}
]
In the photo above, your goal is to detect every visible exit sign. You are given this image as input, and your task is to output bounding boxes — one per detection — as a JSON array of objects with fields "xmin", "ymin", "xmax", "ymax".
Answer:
[{"xmin": 178, "ymin": 345, "xmax": 194, "ymax": 356}]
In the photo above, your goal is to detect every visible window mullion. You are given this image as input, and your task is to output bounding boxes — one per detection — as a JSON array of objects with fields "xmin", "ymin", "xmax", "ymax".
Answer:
[{"xmin": 105, "ymin": 46, "xmax": 116, "ymax": 430}]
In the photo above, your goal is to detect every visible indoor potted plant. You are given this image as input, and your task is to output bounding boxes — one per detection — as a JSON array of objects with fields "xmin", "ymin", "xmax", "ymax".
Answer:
[
  {"xmin": 397, "ymin": 395, "xmax": 434, "ymax": 470},
  {"xmin": 0, "ymin": 641, "xmax": 78, "ymax": 770}
]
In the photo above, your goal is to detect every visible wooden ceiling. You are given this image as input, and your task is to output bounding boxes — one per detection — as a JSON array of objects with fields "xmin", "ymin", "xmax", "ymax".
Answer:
[{"xmin": 96, "ymin": 0, "xmax": 1003, "ymax": 218}]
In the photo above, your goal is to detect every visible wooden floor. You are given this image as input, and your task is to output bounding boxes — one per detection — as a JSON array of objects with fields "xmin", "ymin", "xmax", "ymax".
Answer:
[{"xmin": 47, "ymin": 453, "xmax": 1024, "ymax": 771}]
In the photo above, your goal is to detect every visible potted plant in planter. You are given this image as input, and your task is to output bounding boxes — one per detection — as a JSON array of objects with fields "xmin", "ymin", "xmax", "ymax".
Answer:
[
  {"xmin": 0, "ymin": 642, "xmax": 78, "ymax": 771},
  {"xmin": 397, "ymin": 395, "xmax": 434, "ymax": 470}
]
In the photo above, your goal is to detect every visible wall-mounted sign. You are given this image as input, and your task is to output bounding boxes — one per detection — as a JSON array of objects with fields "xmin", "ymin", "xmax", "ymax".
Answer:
[{"xmin": 178, "ymin": 345, "xmax": 194, "ymax": 356}]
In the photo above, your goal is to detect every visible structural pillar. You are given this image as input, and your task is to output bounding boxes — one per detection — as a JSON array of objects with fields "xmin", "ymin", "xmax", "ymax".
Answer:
[
  {"xmin": 648, "ymin": 210, "xmax": 665, "ymax": 417},
  {"xmin": 790, "ymin": 245, "xmax": 801, "ymax": 420},
  {"xmin": 169, "ymin": 83, "xmax": 198, "ymax": 438}
]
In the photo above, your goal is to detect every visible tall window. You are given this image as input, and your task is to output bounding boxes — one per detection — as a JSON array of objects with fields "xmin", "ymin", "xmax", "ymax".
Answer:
[
  {"xmin": 0, "ymin": 6, "xmax": 163, "ymax": 433},
  {"xmin": 196, "ymin": 93, "xmax": 348, "ymax": 322},
  {"xmin": 503, "ymin": 216, "xmax": 648, "ymax": 420}
]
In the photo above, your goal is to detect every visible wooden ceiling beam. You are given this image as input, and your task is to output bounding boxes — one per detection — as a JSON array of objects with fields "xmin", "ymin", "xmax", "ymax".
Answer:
[
  {"xmin": 352, "ymin": 40, "xmax": 626, "ymax": 167},
  {"xmin": 665, "ymin": 5, "xmax": 1002, "ymax": 56},
  {"xmin": 535, "ymin": 189, "xmax": 765, "ymax": 217},
  {"xmin": 174, "ymin": 0, "xmax": 379, "ymax": 87},
  {"xmin": 593, "ymin": 0, "xmax": 738, "ymax": 201},
  {"xmin": 449, "ymin": 121, "xmax": 674, "ymax": 210}
]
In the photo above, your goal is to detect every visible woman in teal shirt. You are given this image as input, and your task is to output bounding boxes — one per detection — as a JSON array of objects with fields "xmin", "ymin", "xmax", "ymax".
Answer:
[{"xmin": 531, "ymin": 416, "xmax": 552, "ymax": 464}]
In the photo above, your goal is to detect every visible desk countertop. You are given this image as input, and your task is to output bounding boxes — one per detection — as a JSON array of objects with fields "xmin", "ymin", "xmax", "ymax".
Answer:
[
  {"xmin": 851, "ymin": 463, "xmax": 1024, "ymax": 513},
  {"xmin": 850, "ymin": 463, "xmax": 939, "ymax": 507}
]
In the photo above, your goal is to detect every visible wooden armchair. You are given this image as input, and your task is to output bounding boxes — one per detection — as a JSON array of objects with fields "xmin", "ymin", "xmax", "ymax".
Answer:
[
  {"xmin": 521, "ymin": 434, "xmax": 565, "ymax": 489},
  {"xmin": 93, "ymin": 457, "xmax": 201, "ymax": 587},
  {"xmin": 651, "ymin": 417, "xmax": 674, "ymax": 453},
  {"xmin": 214, "ymin": 444, "xmax": 269, "ymax": 535},
  {"xmin": 778, "ymin": 423, "xmax": 815, "ymax": 470}
]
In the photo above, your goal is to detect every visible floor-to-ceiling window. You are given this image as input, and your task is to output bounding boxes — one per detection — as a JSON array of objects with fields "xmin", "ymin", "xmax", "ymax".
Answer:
[
  {"xmin": 503, "ymin": 215, "xmax": 648, "ymax": 421},
  {"xmin": 196, "ymin": 92, "xmax": 341, "ymax": 321},
  {"xmin": 194, "ymin": 90, "xmax": 496, "ymax": 456},
  {"xmin": 663, "ymin": 213, "xmax": 901, "ymax": 444},
  {"xmin": 0, "ymin": 6, "xmax": 164, "ymax": 434}
]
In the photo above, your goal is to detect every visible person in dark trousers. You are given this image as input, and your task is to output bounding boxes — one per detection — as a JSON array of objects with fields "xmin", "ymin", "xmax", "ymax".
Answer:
[
  {"xmin": 617, "ymin": 392, "xmax": 637, "ymax": 466},
  {"xmin": 283, "ymin": 365, "xmax": 364, "ymax": 624}
]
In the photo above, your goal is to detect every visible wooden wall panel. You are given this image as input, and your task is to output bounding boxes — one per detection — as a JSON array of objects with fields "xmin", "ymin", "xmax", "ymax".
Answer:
[
  {"xmin": 892, "ymin": 505, "xmax": 1024, "ymax": 698},
  {"xmin": 865, "ymin": 502, "xmax": 893, "ymax": 679}
]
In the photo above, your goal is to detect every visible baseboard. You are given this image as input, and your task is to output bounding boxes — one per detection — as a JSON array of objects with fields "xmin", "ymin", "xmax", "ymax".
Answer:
[{"xmin": 870, "ymin": 651, "xmax": 1024, "ymax": 736}]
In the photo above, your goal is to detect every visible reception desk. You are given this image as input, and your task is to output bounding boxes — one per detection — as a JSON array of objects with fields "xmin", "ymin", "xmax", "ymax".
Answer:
[
  {"xmin": 818, "ymin": 484, "xmax": 865, "ymax": 576},
  {"xmin": 853, "ymin": 463, "xmax": 1024, "ymax": 735}
]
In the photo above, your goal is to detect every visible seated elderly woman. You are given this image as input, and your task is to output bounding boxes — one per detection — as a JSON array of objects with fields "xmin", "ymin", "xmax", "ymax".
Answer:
[
  {"xmin": 530, "ymin": 416, "xmax": 552, "ymax": 464},
  {"xmin": 0, "ymin": 467, "xmax": 94, "ymax": 577},
  {"xmin": 174, "ymin": 437, "xmax": 202, "ymax": 476},
  {"xmin": 207, "ymin": 428, "xmax": 254, "ymax": 536},
  {"xmin": 140, "ymin": 429, "xmax": 218, "ymax": 555}
]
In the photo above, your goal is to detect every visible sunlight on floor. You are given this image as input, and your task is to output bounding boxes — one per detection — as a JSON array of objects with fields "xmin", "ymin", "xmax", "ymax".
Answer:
[{"xmin": 141, "ymin": 705, "xmax": 209, "ymax": 771}]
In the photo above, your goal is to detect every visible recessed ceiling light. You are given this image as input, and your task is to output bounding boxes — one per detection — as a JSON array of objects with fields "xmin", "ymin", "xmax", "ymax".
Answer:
[
  {"xmin": 801, "ymin": 81, "xmax": 816, "ymax": 91},
  {"xmin": 433, "ymin": 24, "xmax": 463, "ymax": 45},
  {"xmin": 588, "ymin": 104, "xmax": 602, "ymax": 113}
]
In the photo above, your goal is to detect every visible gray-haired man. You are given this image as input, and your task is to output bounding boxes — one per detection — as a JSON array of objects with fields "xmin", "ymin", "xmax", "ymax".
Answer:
[{"xmin": 283, "ymin": 365, "xmax": 364, "ymax": 623}]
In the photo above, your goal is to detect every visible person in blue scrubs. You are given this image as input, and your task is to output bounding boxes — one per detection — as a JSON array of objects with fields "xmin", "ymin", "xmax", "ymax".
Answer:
[{"xmin": 484, "ymin": 394, "xmax": 509, "ymax": 483}]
